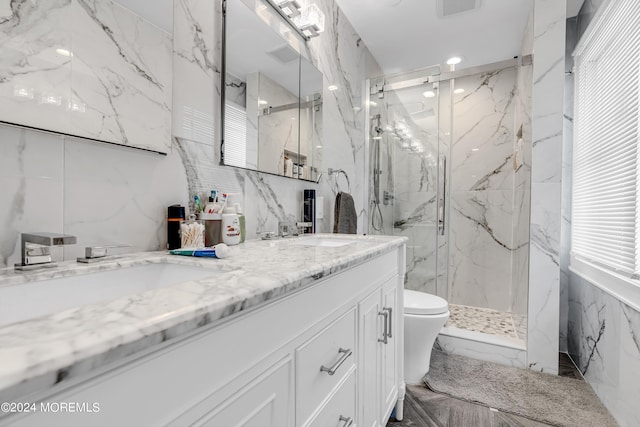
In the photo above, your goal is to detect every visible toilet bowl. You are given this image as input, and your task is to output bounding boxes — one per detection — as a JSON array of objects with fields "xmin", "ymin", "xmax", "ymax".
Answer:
[{"xmin": 404, "ymin": 289, "xmax": 449, "ymax": 384}]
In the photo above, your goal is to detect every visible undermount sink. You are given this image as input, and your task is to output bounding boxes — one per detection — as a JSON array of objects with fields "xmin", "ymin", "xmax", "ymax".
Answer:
[
  {"xmin": 0, "ymin": 263, "xmax": 217, "ymax": 327},
  {"xmin": 289, "ymin": 237, "xmax": 356, "ymax": 247}
]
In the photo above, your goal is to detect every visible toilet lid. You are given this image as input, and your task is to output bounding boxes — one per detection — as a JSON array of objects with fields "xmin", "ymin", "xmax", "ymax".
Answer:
[{"xmin": 404, "ymin": 289, "xmax": 448, "ymax": 315}]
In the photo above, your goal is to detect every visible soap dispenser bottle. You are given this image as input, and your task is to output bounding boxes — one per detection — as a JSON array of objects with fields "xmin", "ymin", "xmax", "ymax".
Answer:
[
  {"xmin": 222, "ymin": 206, "xmax": 241, "ymax": 245},
  {"xmin": 303, "ymin": 189, "xmax": 316, "ymax": 234},
  {"xmin": 234, "ymin": 203, "xmax": 246, "ymax": 243}
]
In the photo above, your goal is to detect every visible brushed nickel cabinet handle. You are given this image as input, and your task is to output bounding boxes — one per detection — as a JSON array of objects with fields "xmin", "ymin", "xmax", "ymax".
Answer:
[
  {"xmin": 378, "ymin": 310, "xmax": 388, "ymax": 344},
  {"xmin": 339, "ymin": 415, "xmax": 354, "ymax": 427},
  {"xmin": 320, "ymin": 348, "xmax": 352, "ymax": 375},
  {"xmin": 384, "ymin": 307, "xmax": 393, "ymax": 339}
]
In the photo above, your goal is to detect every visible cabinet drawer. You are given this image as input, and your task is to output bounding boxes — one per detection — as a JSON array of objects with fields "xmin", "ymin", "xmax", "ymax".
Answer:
[
  {"xmin": 296, "ymin": 308, "xmax": 356, "ymax": 425},
  {"xmin": 306, "ymin": 371, "xmax": 356, "ymax": 427}
]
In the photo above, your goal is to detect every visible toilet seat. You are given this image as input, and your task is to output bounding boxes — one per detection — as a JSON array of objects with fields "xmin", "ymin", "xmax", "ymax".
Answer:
[{"xmin": 404, "ymin": 289, "xmax": 448, "ymax": 315}]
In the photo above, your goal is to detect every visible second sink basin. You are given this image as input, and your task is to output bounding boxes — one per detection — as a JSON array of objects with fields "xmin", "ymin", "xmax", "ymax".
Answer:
[
  {"xmin": 0, "ymin": 263, "xmax": 218, "ymax": 328},
  {"xmin": 289, "ymin": 237, "xmax": 356, "ymax": 247}
]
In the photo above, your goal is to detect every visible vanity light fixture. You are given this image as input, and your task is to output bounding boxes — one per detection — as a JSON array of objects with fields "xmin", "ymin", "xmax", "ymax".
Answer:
[
  {"xmin": 422, "ymin": 90, "xmax": 436, "ymax": 98},
  {"xmin": 327, "ymin": 85, "xmax": 338, "ymax": 91},
  {"xmin": 274, "ymin": 0, "xmax": 301, "ymax": 17},
  {"xmin": 293, "ymin": 3, "xmax": 325, "ymax": 38},
  {"xmin": 268, "ymin": 0, "xmax": 325, "ymax": 39}
]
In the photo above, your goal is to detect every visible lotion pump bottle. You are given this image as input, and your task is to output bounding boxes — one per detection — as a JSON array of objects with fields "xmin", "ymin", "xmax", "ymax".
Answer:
[
  {"xmin": 222, "ymin": 206, "xmax": 241, "ymax": 245},
  {"xmin": 234, "ymin": 203, "xmax": 246, "ymax": 243}
]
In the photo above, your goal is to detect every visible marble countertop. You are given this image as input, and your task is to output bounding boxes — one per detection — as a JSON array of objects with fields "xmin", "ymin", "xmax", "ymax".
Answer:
[{"xmin": 0, "ymin": 234, "xmax": 405, "ymax": 401}]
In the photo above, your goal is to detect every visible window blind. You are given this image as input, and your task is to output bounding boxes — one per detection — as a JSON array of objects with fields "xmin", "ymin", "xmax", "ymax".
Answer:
[
  {"xmin": 572, "ymin": 0, "xmax": 640, "ymax": 278},
  {"xmin": 224, "ymin": 103, "xmax": 247, "ymax": 169}
]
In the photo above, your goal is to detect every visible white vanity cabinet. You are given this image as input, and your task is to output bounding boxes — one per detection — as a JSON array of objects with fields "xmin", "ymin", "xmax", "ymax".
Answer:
[
  {"xmin": 3, "ymin": 246, "xmax": 404, "ymax": 427},
  {"xmin": 359, "ymin": 277, "xmax": 400, "ymax": 427}
]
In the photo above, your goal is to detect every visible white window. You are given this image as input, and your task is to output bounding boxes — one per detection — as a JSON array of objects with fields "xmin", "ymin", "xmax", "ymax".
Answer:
[
  {"xmin": 224, "ymin": 103, "xmax": 248, "ymax": 169},
  {"xmin": 571, "ymin": 0, "xmax": 640, "ymax": 310}
]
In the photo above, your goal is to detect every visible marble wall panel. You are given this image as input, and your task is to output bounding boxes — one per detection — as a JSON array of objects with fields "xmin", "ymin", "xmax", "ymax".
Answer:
[
  {"xmin": 527, "ymin": 0, "xmax": 566, "ymax": 375},
  {"xmin": 568, "ymin": 273, "xmax": 640, "ymax": 427},
  {"xmin": 0, "ymin": 0, "xmax": 172, "ymax": 153}
]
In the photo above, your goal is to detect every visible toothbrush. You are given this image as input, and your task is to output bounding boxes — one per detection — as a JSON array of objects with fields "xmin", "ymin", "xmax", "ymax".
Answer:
[
  {"xmin": 218, "ymin": 193, "xmax": 228, "ymax": 213},
  {"xmin": 194, "ymin": 195, "xmax": 203, "ymax": 212},
  {"xmin": 169, "ymin": 244, "xmax": 230, "ymax": 259}
]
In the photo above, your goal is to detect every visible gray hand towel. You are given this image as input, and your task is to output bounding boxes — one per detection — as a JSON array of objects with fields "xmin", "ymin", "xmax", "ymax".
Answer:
[{"xmin": 333, "ymin": 192, "xmax": 357, "ymax": 234}]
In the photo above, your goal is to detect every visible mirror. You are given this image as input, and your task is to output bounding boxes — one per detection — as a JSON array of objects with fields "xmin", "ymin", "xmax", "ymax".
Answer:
[
  {"xmin": 223, "ymin": 0, "xmax": 323, "ymax": 181},
  {"xmin": 0, "ymin": 0, "xmax": 173, "ymax": 154}
]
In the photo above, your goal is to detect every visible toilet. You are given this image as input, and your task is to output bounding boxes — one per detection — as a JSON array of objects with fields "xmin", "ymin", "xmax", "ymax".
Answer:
[{"xmin": 403, "ymin": 289, "xmax": 450, "ymax": 384}]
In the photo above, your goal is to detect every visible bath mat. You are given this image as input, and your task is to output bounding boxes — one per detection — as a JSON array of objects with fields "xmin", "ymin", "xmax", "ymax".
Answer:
[{"xmin": 424, "ymin": 350, "xmax": 618, "ymax": 427}]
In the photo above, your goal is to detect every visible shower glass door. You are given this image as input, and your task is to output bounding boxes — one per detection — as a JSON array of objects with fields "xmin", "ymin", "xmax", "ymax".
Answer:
[
  {"xmin": 367, "ymin": 66, "xmax": 450, "ymax": 299},
  {"xmin": 368, "ymin": 61, "xmax": 529, "ymax": 347}
]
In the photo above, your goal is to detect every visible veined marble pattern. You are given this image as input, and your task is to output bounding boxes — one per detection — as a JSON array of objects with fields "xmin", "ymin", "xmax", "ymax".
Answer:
[
  {"xmin": 527, "ymin": 0, "xmax": 566, "ymax": 375},
  {"xmin": 447, "ymin": 304, "xmax": 521, "ymax": 340},
  {"xmin": 0, "ymin": 0, "xmax": 172, "ymax": 153},
  {"xmin": 0, "ymin": 235, "xmax": 406, "ymax": 402},
  {"xmin": 0, "ymin": 0, "xmax": 73, "ymax": 135},
  {"xmin": 172, "ymin": 0, "xmax": 216, "ymax": 146},
  {"xmin": 70, "ymin": 0, "xmax": 172, "ymax": 151},
  {"xmin": 568, "ymin": 272, "xmax": 640, "ymax": 427},
  {"xmin": 451, "ymin": 68, "xmax": 516, "ymax": 192},
  {"xmin": 449, "ymin": 190, "xmax": 514, "ymax": 311}
]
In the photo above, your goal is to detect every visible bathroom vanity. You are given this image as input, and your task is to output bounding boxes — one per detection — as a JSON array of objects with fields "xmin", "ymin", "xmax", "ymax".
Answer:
[{"xmin": 0, "ymin": 234, "xmax": 406, "ymax": 426}]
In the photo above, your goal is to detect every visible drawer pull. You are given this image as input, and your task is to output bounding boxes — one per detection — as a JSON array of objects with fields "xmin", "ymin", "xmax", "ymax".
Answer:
[
  {"xmin": 378, "ymin": 310, "xmax": 388, "ymax": 344},
  {"xmin": 320, "ymin": 348, "xmax": 352, "ymax": 375},
  {"xmin": 384, "ymin": 307, "xmax": 393, "ymax": 338},
  {"xmin": 339, "ymin": 415, "xmax": 354, "ymax": 427}
]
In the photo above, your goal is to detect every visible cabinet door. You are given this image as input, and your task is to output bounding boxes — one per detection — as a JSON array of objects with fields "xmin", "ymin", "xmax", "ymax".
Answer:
[
  {"xmin": 358, "ymin": 288, "xmax": 382, "ymax": 427},
  {"xmin": 380, "ymin": 279, "xmax": 398, "ymax": 422},
  {"xmin": 194, "ymin": 357, "xmax": 292, "ymax": 427}
]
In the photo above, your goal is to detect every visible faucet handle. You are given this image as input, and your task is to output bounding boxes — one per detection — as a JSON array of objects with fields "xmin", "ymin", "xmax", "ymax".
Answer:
[{"xmin": 78, "ymin": 244, "xmax": 131, "ymax": 263}]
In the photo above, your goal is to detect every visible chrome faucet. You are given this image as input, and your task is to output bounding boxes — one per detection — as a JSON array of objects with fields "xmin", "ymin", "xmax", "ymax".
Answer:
[
  {"xmin": 15, "ymin": 232, "xmax": 77, "ymax": 270},
  {"xmin": 77, "ymin": 244, "xmax": 131, "ymax": 263}
]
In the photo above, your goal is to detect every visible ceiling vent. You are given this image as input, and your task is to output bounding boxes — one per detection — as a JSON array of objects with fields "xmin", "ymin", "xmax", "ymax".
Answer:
[
  {"xmin": 267, "ymin": 45, "xmax": 299, "ymax": 64},
  {"xmin": 437, "ymin": 0, "xmax": 481, "ymax": 18}
]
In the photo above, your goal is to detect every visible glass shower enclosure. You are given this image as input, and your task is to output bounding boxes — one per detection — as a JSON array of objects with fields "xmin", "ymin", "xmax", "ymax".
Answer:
[{"xmin": 367, "ymin": 60, "xmax": 530, "ymax": 347}]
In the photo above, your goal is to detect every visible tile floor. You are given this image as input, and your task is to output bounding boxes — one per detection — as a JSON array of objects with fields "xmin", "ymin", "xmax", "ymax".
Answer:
[
  {"xmin": 387, "ymin": 354, "xmax": 582, "ymax": 427},
  {"xmin": 447, "ymin": 304, "xmax": 527, "ymax": 341}
]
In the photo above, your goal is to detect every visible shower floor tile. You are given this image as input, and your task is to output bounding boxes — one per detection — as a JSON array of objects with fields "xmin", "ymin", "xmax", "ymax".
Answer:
[{"xmin": 447, "ymin": 304, "xmax": 520, "ymax": 340}]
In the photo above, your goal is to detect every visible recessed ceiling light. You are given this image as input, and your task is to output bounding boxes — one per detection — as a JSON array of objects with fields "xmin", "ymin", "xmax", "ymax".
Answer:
[
  {"xmin": 56, "ymin": 48, "xmax": 72, "ymax": 57},
  {"xmin": 454, "ymin": 88, "xmax": 465, "ymax": 94},
  {"xmin": 328, "ymin": 85, "xmax": 338, "ymax": 91},
  {"xmin": 446, "ymin": 56, "xmax": 462, "ymax": 65},
  {"xmin": 471, "ymin": 148, "xmax": 479, "ymax": 152},
  {"xmin": 422, "ymin": 91, "xmax": 436, "ymax": 98}
]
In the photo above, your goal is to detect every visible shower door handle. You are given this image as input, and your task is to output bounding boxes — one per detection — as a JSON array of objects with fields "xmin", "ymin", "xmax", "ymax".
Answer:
[{"xmin": 438, "ymin": 156, "xmax": 447, "ymax": 236}]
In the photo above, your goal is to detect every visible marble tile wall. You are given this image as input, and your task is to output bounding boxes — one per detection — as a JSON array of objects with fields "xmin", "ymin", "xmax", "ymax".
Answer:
[
  {"xmin": 448, "ymin": 68, "xmax": 518, "ymax": 312},
  {"xmin": 0, "ymin": 0, "xmax": 172, "ymax": 153},
  {"xmin": 568, "ymin": 273, "xmax": 640, "ymax": 427},
  {"xmin": 526, "ymin": 0, "xmax": 566, "ymax": 375},
  {"xmin": 511, "ymin": 11, "xmax": 533, "ymax": 322},
  {"xmin": 0, "ymin": 0, "xmax": 380, "ymax": 268}
]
